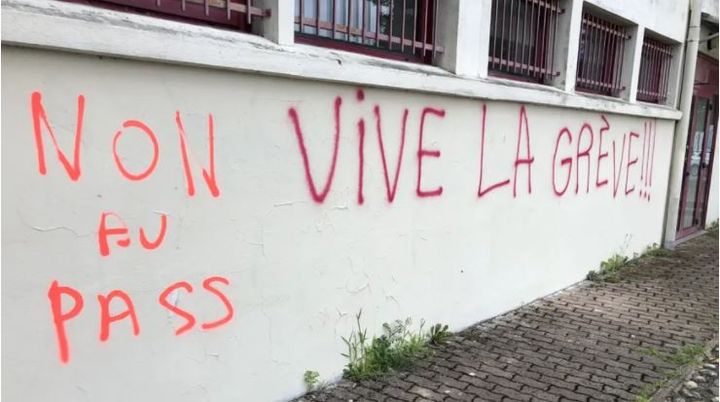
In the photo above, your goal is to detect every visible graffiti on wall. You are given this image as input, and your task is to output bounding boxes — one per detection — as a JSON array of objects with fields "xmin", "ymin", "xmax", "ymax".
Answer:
[
  {"xmin": 30, "ymin": 88, "xmax": 658, "ymax": 364},
  {"xmin": 288, "ymin": 89, "xmax": 659, "ymax": 204},
  {"xmin": 31, "ymin": 91, "xmax": 232, "ymax": 364}
]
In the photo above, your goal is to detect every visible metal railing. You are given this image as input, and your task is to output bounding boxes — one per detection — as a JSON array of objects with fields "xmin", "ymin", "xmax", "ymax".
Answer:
[
  {"xmin": 294, "ymin": 0, "xmax": 442, "ymax": 64},
  {"xmin": 637, "ymin": 37, "xmax": 674, "ymax": 104},
  {"xmin": 576, "ymin": 12, "xmax": 629, "ymax": 96},
  {"xmin": 66, "ymin": 0, "xmax": 267, "ymax": 31},
  {"xmin": 488, "ymin": 0, "xmax": 562, "ymax": 83}
]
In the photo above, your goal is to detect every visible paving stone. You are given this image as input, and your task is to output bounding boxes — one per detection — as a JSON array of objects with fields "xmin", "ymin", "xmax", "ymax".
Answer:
[
  {"xmin": 438, "ymin": 385, "xmax": 473, "ymax": 401},
  {"xmin": 465, "ymin": 385, "xmax": 503, "ymax": 401},
  {"xmin": 492, "ymin": 385, "xmax": 533, "ymax": 401},
  {"xmin": 382, "ymin": 386, "xmax": 415, "ymax": 402},
  {"xmin": 293, "ymin": 234, "xmax": 718, "ymax": 402},
  {"xmin": 351, "ymin": 386, "xmax": 387, "ymax": 401},
  {"xmin": 408, "ymin": 385, "xmax": 443, "ymax": 401}
]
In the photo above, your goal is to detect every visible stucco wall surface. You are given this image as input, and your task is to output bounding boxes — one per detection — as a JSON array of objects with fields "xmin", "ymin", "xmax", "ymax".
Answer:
[{"xmin": 2, "ymin": 46, "xmax": 676, "ymax": 402}]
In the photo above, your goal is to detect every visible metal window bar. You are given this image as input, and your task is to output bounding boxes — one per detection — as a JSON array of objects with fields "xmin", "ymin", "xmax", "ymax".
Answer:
[
  {"xmin": 294, "ymin": 0, "xmax": 442, "ymax": 64},
  {"xmin": 576, "ymin": 12, "xmax": 629, "ymax": 96},
  {"xmin": 64, "ymin": 0, "xmax": 267, "ymax": 31},
  {"xmin": 637, "ymin": 37, "xmax": 674, "ymax": 103},
  {"xmin": 488, "ymin": 0, "xmax": 562, "ymax": 83}
]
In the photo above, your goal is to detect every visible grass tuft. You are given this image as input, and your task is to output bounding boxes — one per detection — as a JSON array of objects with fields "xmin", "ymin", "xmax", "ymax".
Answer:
[
  {"xmin": 428, "ymin": 324, "xmax": 452, "ymax": 345},
  {"xmin": 641, "ymin": 243, "xmax": 672, "ymax": 258},
  {"xmin": 634, "ymin": 344, "xmax": 706, "ymax": 401},
  {"xmin": 708, "ymin": 220, "xmax": 719, "ymax": 238},
  {"xmin": 586, "ymin": 254, "xmax": 629, "ymax": 283},
  {"xmin": 587, "ymin": 242, "xmax": 674, "ymax": 283},
  {"xmin": 340, "ymin": 310, "xmax": 451, "ymax": 381},
  {"xmin": 303, "ymin": 370, "xmax": 320, "ymax": 393}
]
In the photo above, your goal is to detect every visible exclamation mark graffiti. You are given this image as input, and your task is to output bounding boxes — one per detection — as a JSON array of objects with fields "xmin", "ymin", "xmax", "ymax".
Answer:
[{"xmin": 637, "ymin": 120, "xmax": 656, "ymax": 202}]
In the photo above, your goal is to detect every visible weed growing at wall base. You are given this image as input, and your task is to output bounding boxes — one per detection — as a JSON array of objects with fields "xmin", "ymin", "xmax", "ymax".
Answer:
[
  {"xmin": 640, "ymin": 242, "xmax": 672, "ymax": 258},
  {"xmin": 587, "ymin": 242, "xmax": 673, "ymax": 283},
  {"xmin": 708, "ymin": 220, "xmax": 719, "ymax": 238},
  {"xmin": 586, "ymin": 254, "xmax": 629, "ymax": 282},
  {"xmin": 303, "ymin": 370, "xmax": 320, "ymax": 393},
  {"xmin": 340, "ymin": 310, "xmax": 451, "ymax": 381},
  {"xmin": 428, "ymin": 323, "xmax": 452, "ymax": 345}
]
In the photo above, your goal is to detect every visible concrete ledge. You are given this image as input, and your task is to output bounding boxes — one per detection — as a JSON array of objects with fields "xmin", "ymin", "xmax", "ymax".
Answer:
[{"xmin": 3, "ymin": 0, "xmax": 683, "ymax": 120}]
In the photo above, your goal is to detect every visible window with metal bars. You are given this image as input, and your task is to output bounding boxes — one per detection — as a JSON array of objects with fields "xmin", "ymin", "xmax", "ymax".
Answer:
[
  {"xmin": 637, "ymin": 36, "xmax": 674, "ymax": 104},
  {"xmin": 488, "ymin": 0, "xmax": 562, "ymax": 84},
  {"xmin": 294, "ymin": 0, "xmax": 441, "ymax": 64},
  {"xmin": 575, "ymin": 12, "xmax": 629, "ymax": 97},
  {"xmin": 62, "ymin": 0, "xmax": 267, "ymax": 32}
]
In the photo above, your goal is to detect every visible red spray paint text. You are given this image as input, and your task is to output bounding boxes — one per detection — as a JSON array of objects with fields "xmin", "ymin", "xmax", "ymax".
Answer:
[
  {"xmin": 31, "ymin": 91, "xmax": 232, "ymax": 364},
  {"xmin": 287, "ymin": 92, "xmax": 658, "ymax": 204}
]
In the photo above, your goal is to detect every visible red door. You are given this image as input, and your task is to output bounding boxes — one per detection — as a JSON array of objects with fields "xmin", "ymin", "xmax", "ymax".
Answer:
[{"xmin": 677, "ymin": 55, "xmax": 719, "ymax": 239}]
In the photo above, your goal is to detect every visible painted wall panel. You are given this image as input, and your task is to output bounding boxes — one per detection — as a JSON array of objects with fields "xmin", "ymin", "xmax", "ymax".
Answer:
[{"xmin": 2, "ymin": 46, "xmax": 675, "ymax": 402}]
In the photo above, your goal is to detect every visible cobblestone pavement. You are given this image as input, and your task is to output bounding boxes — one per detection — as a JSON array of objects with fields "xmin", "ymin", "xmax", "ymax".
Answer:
[
  {"xmin": 296, "ymin": 233, "xmax": 718, "ymax": 402},
  {"xmin": 663, "ymin": 345, "xmax": 719, "ymax": 402}
]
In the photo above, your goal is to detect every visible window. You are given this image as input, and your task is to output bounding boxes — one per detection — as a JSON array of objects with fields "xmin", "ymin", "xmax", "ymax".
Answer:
[
  {"xmin": 294, "ymin": 0, "xmax": 442, "ymax": 64},
  {"xmin": 64, "ymin": 0, "xmax": 267, "ymax": 32},
  {"xmin": 576, "ymin": 12, "xmax": 629, "ymax": 97},
  {"xmin": 488, "ymin": 0, "xmax": 562, "ymax": 84},
  {"xmin": 637, "ymin": 36, "xmax": 674, "ymax": 104}
]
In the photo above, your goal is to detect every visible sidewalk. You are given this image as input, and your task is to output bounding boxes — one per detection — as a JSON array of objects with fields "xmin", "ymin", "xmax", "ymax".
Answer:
[{"xmin": 297, "ymin": 233, "xmax": 719, "ymax": 402}]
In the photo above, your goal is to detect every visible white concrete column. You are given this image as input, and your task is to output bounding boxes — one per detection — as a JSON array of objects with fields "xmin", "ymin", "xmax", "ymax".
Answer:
[
  {"xmin": 256, "ymin": 0, "xmax": 294, "ymax": 45},
  {"xmin": 553, "ymin": 0, "xmax": 583, "ymax": 91},
  {"xmin": 436, "ymin": 0, "xmax": 489, "ymax": 78},
  {"xmin": 619, "ymin": 25, "xmax": 643, "ymax": 102},
  {"xmin": 663, "ymin": 0, "xmax": 702, "ymax": 246},
  {"xmin": 475, "ymin": 0, "xmax": 493, "ymax": 78}
]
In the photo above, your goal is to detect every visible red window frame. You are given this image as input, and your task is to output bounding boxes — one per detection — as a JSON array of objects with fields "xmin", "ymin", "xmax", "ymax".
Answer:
[
  {"xmin": 488, "ymin": 0, "xmax": 563, "ymax": 84},
  {"xmin": 575, "ymin": 12, "xmax": 629, "ymax": 97},
  {"xmin": 294, "ymin": 0, "xmax": 442, "ymax": 64},
  {"xmin": 61, "ymin": 0, "xmax": 267, "ymax": 32},
  {"xmin": 637, "ymin": 36, "xmax": 674, "ymax": 104}
]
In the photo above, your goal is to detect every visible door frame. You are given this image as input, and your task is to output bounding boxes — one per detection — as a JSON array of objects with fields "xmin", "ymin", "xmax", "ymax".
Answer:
[
  {"xmin": 694, "ymin": 94, "xmax": 718, "ymax": 227},
  {"xmin": 676, "ymin": 54, "xmax": 719, "ymax": 239}
]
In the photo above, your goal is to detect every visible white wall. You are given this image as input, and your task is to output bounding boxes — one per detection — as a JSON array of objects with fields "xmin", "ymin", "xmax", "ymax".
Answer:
[
  {"xmin": 702, "ymin": 0, "xmax": 719, "ymax": 19},
  {"xmin": 2, "ymin": 46, "xmax": 677, "ymax": 402}
]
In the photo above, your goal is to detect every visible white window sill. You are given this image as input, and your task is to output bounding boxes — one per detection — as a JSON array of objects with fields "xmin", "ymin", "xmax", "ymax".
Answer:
[{"xmin": 2, "ymin": 0, "xmax": 682, "ymax": 121}]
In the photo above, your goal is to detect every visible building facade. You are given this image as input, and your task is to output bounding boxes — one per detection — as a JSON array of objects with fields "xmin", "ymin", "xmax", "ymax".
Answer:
[{"xmin": 1, "ymin": 0, "xmax": 717, "ymax": 401}]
